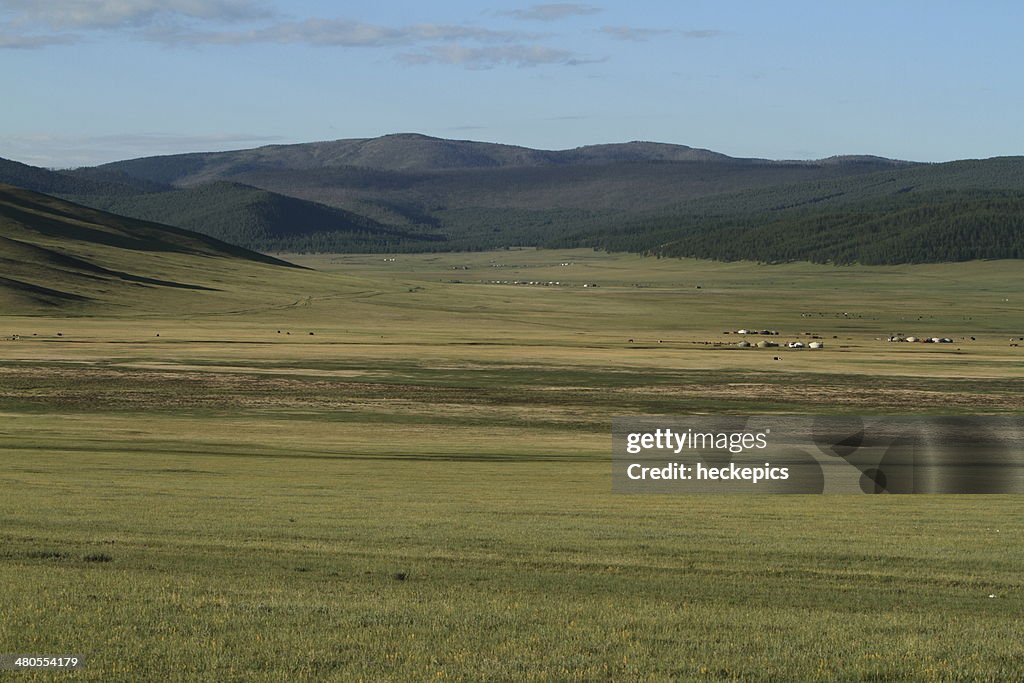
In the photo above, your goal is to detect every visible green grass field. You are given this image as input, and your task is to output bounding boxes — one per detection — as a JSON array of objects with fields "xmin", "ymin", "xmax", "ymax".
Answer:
[{"xmin": 1, "ymin": 249, "xmax": 1022, "ymax": 680}]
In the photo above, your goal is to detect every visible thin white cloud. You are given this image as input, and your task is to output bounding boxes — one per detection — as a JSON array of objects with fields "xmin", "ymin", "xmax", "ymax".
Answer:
[
  {"xmin": 399, "ymin": 44, "xmax": 601, "ymax": 69},
  {"xmin": 0, "ymin": 0, "xmax": 272, "ymax": 29},
  {"xmin": 600, "ymin": 26, "xmax": 723, "ymax": 42},
  {"xmin": 599, "ymin": 26, "xmax": 671, "ymax": 42},
  {"xmin": 0, "ymin": 30, "xmax": 78, "ymax": 47},
  {"xmin": 413, "ymin": 23, "xmax": 532, "ymax": 43},
  {"xmin": 0, "ymin": 1, "xmax": 601, "ymax": 70},
  {"xmin": 502, "ymin": 3, "xmax": 602, "ymax": 21},
  {"xmin": 0, "ymin": 0, "xmax": 275, "ymax": 47},
  {"xmin": 151, "ymin": 19, "xmax": 533, "ymax": 47},
  {"xmin": 681, "ymin": 29, "xmax": 723, "ymax": 39}
]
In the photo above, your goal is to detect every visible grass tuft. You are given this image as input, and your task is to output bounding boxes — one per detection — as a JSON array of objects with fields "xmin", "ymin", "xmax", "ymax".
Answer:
[{"xmin": 82, "ymin": 553, "xmax": 113, "ymax": 563}]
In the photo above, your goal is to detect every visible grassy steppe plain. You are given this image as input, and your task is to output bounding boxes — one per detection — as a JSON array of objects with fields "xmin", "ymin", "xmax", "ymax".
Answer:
[{"xmin": 1, "ymin": 249, "xmax": 1022, "ymax": 681}]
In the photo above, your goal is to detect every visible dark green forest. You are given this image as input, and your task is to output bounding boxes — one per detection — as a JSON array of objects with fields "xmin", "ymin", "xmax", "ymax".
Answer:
[
  {"xmin": 560, "ymin": 191, "xmax": 1024, "ymax": 264},
  {"xmin": 3, "ymin": 136, "xmax": 1023, "ymax": 263},
  {"xmin": 74, "ymin": 182, "xmax": 441, "ymax": 253}
]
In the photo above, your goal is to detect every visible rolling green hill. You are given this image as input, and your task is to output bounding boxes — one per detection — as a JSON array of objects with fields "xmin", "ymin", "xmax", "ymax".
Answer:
[
  {"xmin": 73, "ymin": 181, "xmax": 441, "ymax": 252},
  {"xmin": 97, "ymin": 133, "xmax": 751, "ymax": 181},
  {"xmin": 97, "ymin": 134, "xmax": 906, "ymax": 219},
  {"xmin": 0, "ymin": 184, "xmax": 302, "ymax": 313},
  {"xmin": 0, "ymin": 157, "xmax": 421, "ymax": 253},
  {"xmin": 90, "ymin": 134, "xmax": 927, "ymax": 256},
  {"xmin": 6, "ymin": 135, "xmax": 1024, "ymax": 263},
  {"xmin": 0, "ymin": 156, "xmax": 166, "ymax": 196}
]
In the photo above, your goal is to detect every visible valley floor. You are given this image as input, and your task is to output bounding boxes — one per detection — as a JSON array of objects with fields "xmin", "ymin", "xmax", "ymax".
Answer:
[{"xmin": 1, "ymin": 250, "xmax": 1021, "ymax": 680}]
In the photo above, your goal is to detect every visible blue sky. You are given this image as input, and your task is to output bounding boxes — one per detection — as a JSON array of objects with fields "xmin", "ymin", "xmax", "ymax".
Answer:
[{"xmin": 2, "ymin": 0, "xmax": 1022, "ymax": 166}]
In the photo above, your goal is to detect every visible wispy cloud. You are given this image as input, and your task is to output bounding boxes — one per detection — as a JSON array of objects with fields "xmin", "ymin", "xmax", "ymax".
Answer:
[
  {"xmin": 150, "ymin": 19, "xmax": 533, "ymax": 47},
  {"xmin": 399, "ymin": 44, "xmax": 601, "ymax": 69},
  {"xmin": 0, "ymin": 0, "xmax": 272, "ymax": 30},
  {"xmin": 600, "ymin": 26, "xmax": 723, "ymax": 42},
  {"xmin": 0, "ymin": 30, "xmax": 78, "ymax": 47},
  {"xmin": 599, "ymin": 26, "xmax": 671, "ymax": 42},
  {"xmin": 680, "ymin": 29, "xmax": 723, "ymax": 39},
  {"xmin": 0, "ymin": 0, "xmax": 274, "ymax": 47},
  {"xmin": 502, "ymin": 3, "xmax": 602, "ymax": 21},
  {"xmin": 0, "ymin": 1, "xmax": 602, "ymax": 69}
]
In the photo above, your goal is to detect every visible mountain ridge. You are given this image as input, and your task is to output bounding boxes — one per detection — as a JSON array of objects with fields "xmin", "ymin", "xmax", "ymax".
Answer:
[
  {"xmin": 2, "ymin": 135, "xmax": 1021, "ymax": 264},
  {"xmin": 96, "ymin": 133, "xmax": 909, "ymax": 183}
]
